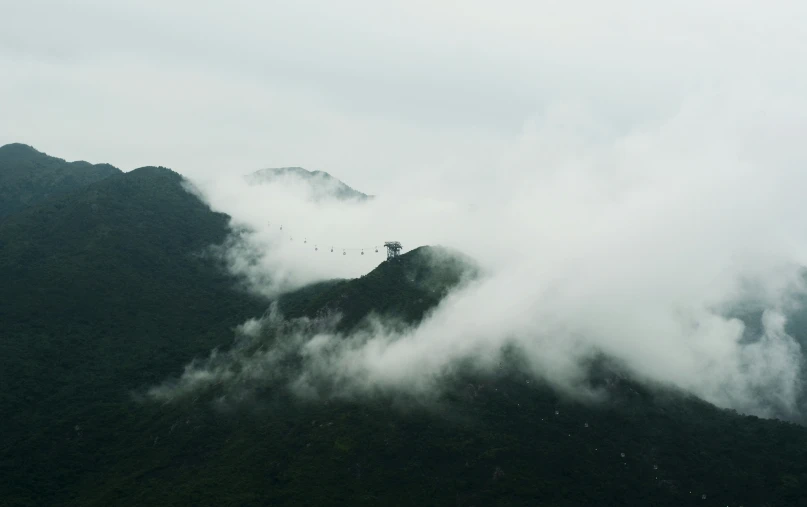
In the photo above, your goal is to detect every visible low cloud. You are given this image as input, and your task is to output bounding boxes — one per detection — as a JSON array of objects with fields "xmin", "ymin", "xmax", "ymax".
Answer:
[{"xmin": 153, "ymin": 88, "xmax": 807, "ymax": 420}]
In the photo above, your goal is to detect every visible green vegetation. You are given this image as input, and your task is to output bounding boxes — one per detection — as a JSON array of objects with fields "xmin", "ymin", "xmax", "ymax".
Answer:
[
  {"xmin": 0, "ymin": 164, "xmax": 267, "ymax": 505},
  {"xmin": 277, "ymin": 245, "xmax": 477, "ymax": 332},
  {"xmin": 1, "ymin": 144, "xmax": 807, "ymax": 506},
  {"xmin": 0, "ymin": 143, "xmax": 121, "ymax": 216}
]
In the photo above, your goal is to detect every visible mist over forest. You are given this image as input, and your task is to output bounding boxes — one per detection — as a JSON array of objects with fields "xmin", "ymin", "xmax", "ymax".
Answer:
[{"xmin": 4, "ymin": 1, "xmax": 807, "ymax": 505}]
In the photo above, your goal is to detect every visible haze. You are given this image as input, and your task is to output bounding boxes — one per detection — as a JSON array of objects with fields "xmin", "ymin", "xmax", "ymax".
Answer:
[
  {"xmin": 3, "ymin": 1, "xmax": 805, "ymax": 189},
  {"xmin": 5, "ymin": 1, "xmax": 807, "ymax": 419}
]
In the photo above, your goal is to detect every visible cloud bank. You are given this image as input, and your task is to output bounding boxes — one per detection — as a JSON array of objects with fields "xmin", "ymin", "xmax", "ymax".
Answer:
[
  {"xmin": 159, "ymin": 86, "xmax": 807, "ymax": 420},
  {"xmin": 5, "ymin": 0, "xmax": 806, "ymax": 419}
]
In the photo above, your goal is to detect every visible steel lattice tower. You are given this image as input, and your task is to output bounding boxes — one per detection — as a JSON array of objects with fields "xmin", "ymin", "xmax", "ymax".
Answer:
[{"xmin": 384, "ymin": 241, "xmax": 402, "ymax": 259}]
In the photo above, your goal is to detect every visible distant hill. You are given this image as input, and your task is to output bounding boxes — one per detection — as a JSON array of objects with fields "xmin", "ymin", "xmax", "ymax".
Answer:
[
  {"xmin": 246, "ymin": 166, "xmax": 371, "ymax": 201},
  {"xmin": 0, "ymin": 143, "xmax": 121, "ymax": 216}
]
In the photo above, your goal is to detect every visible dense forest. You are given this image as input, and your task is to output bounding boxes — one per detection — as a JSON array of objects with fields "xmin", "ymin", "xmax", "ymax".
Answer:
[
  {"xmin": 0, "ymin": 144, "xmax": 121, "ymax": 217},
  {"xmin": 1, "ymin": 144, "xmax": 806, "ymax": 506}
]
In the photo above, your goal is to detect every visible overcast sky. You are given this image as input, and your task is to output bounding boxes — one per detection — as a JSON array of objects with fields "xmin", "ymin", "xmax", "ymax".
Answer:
[{"xmin": 3, "ymin": 1, "xmax": 806, "ymax": 193}]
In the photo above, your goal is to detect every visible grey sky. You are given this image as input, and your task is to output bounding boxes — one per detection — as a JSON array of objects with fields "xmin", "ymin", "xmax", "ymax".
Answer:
[{"xmin": 4, "ymin": 1, "xmax": 806, "ymax": 193}]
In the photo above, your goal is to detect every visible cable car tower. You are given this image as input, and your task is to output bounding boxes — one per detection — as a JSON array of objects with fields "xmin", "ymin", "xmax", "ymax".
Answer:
[{"xmin": 384, "ymin": 241, "xmax": 402, "ymax": 260}]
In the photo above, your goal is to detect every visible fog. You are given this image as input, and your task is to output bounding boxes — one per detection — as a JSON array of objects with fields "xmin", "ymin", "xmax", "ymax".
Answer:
[
  {"xmin": 4, "ymin": 0, "xmax": 807, "ymax": 417},
  {"xmin": 158, "ymin": 87, "xmax": 807, "ymax": 419}
]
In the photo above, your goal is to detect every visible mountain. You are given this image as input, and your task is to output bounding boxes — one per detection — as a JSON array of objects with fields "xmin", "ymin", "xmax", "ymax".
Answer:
[
  {"xmin": 0, "ymin": 143, "xmax": 121, "ymax": 216},
  {"xmin": 131, "ymin": 250, "xmax": 807, "ymax": 507},
  {"xmin": 277, "ymin": 245, "xmax": 478, "ymax": 332},
  {"xmin": 2, "ymin": 148, "xmax": 807, "ymax": 506},
  {"xmin": 246, "ymin": 166, "xmax": 371, "ymax": 201},
  {"xmin": 0, "ymin": 164, "xmax": 268, "ymax": 505}
]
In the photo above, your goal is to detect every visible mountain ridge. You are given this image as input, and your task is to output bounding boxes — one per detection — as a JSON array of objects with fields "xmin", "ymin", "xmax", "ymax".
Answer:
[
  {"xmin": 0, "ymin": 142, "xmax": 122, "ymax": 216},
  {"xmin": 246, "ymin": 166, "xmax": 372, "ymax": 201},
  {"xmin": 1, "ymin": 147, "xmax": 807, "ymax": 506},
  {"xmin": 276, "ymin": 245, "xmax": 478, "ymax": 332},
  {"xmin": 0, "ymin": 163, "xmax": 269, "ymax": 505}
]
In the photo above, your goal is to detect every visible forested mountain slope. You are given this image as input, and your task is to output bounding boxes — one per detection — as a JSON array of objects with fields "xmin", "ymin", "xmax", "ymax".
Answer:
[
  {"xmin": 0, "ymin": 165, "xmax": 268, "ymax": 504},
  {"xmin": 0, "ymin": 143, "xmax": 121, "ymax": 216},
  {"xmin": 1, "ymin": 151, "xmax": 807, "ymax": 506}
]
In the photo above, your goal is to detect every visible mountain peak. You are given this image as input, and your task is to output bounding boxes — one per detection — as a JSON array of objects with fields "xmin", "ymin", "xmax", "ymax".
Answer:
[
  {"xmin": 0, "ymin": 142, "xmax": 38, "ymax": 152},
  {"xmin": 276, "ymin": 244, "xmax": 479, "ymax": 332},
  {"xmin": 0, "ymin": 142, "xmax": 43, "ymax": 162},
  {"xmin": 128, "ymin": 165, "xmax": 181, "ymax": 179},
  {"xmin": 246, "ymin": 166, "xmax": 371, "ymax": 201},
  {"xmin": 0, "ymin": 143, "xmax": 122, "ymax": 216}
]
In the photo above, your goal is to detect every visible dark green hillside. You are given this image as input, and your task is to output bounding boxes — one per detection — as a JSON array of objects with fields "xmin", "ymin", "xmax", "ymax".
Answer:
[
  {"xmin": 49, "ymin": 249, "xmax": 807, "ymax": 507},
  {"xmin": 0, "ymin": 166, "xmax": 268, "ymax": 504},
  {"xmin": 277, "ymin": 246, "xmax": 478, "ymax": 331},
  {"xmin": 2, "ymin": 153, "xmax": 807, "ymax": 506},
  {"xmin": 0, "ymin": 143, "xmax": 121, "ymax": 216},
  {"xmin": 54, "ymin": 328, "xmax": 807, "ymax": 507}
]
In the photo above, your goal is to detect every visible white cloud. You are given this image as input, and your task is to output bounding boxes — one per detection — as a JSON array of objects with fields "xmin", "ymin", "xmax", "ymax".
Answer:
[
  {"xmin": 4, "ymin": 0, "xmax": 807, "ymax": 418},
  {"xmin": 157, "ymin": 83, "xmax": 807, "ymax": 419}
]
